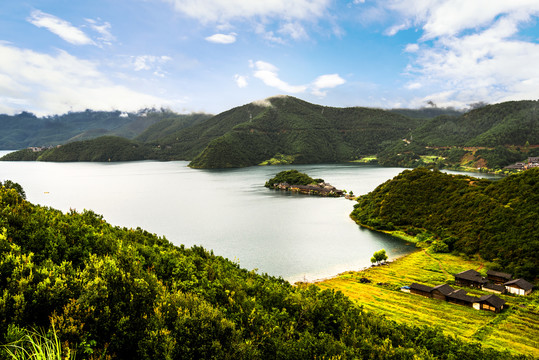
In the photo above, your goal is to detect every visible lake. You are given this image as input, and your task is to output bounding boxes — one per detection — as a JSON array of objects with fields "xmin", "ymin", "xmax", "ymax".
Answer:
[{"xmin": 0, "ymin": 152, "xmax": 500, "ymax": 282}]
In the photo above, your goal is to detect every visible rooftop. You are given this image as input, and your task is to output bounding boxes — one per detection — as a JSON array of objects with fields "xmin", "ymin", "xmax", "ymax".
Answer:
[
  {"xmin": 410, "ymin": 283, "xmax": 433, "ymax": 293},
  {"xmin": 504, "ymin": 278, "xmax": 534, "ymax": 291},
  {"xmin": 486, "ymin": 270, "xmax": 512, "ymax": 280},
  {"xmin": 454, "ymin": 269, "xmax": 487, "ymax": 283},
  {"xmin": 477, "ymin": 294, "xmax": 506, "ymax": 308},
  {"xmin": 432, "ymin": 283, "xmax": 455, "ymax": 296}
]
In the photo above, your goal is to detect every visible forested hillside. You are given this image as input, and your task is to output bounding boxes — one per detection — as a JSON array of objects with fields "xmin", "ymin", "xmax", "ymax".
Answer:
[
  {"xmin": 411, "ymin": 101, "xmax": 538, "ymax": 147},
  {"xmin": 378, "ymin": 101, "xmax": 539, "ymax": 169},
  {"xmin": 351, "ymin": 168, "xmax": 539, "ymax": 279},
  {"xmin": 0, "ymin": 182, "xmax": 524, "ymax": 359},
  {"xmin": 2, "ymin": 97, "xmax": 537, "ymax": 169},
  {"xmin": 0, "ymin": 109, "xmax": 209, "ymax": 149},
  {"xmin": 189, "ymin": 96, "xmax": 420, "ymax": 167}
]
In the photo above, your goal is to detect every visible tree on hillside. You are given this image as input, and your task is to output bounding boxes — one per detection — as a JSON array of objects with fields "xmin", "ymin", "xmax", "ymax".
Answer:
[
  {"xmin": 371, "ymin": 249, "xmax": 388, "ymax": 265},
  {"xmin": 1, "ymin": 180, "xmax": 26, "ymax": 199}
]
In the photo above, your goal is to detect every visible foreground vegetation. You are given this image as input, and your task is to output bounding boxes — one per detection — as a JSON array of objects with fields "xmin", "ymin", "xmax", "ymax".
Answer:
[
  {"xmin": 0, "ymin": 183, "xmax": 526, "ymax": 359},
  {"xmin": 318, "ymin": 251, "xmax": 539, "ymax": 357},
  {"xmin": 351, "ymin": 167, "xmax": 539, "ymax": 279}
]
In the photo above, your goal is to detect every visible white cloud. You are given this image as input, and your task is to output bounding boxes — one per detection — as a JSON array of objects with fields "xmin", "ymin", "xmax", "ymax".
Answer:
[
  {"xmin": 404, "ymin": 43, "xmax": 419, "ymax": 53},
  {"xmin": 255, "ymin": 24, "xmax": 286, "ymax": 44},
  {"xmin": 27, "ymin": 10, "xmax": 94, "ymax": 45},
  {"xmin": 205, "ymin": 33, "xmax": 237, "ymax": 44},
  {"xmin": 311, "ymin": 74, "xmax": 346, "ymax": 96},
  {"xmin": 164, "ymin": 0, "xmax": 330, "ymax": 23},
  {"xmin": 279, "ymin": 23, "xmax": 308, "ymax": 40},
  {"xmin": 252, "ymin": 61, "xmax": 307, "ymax": 93},
  {"xmin": 86, "ymin": 18, "xmax": 115, "ymax": 46},
  {"xmin": 406, "ymin": 82, "xmax": 422, "ymax": 90},
  {"xmin": 384, "ymin": 0, "xmax": 539, "ymax": 39},
  {"xmin": 382, "ymin": 1, "xmax": 539, "ymax": 106},
  {"xmin": 234, "ymin": 74, "xmax": 248, "ymax": 88},
  {"xmin": 131, "ymin": 55, "xmax": 172, "ymax": 77},
  {"xmin": 251, "ymin": 61, "xmax": 345, "ymax": 96},
  {"xmin": 0, "ymin": 44, "xmax": 169, "ymax": 116}
]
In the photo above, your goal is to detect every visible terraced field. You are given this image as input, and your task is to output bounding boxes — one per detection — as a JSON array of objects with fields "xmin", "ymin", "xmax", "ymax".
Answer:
[{"xmin": 318, "ymin": 251, "xmax": 539, "ymax": 357}]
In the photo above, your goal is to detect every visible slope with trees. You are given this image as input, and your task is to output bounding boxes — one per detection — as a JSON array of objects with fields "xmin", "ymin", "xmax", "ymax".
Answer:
[
  {"xmin": 0, "ymin": 109, "xmax": 210, "ymax": 150},
  {"xmin": 189, "ymin": 96, "xmax": 421, "ymax": 168},
  {"xmin": 351, "ymin": 167, "xmax": 539, "ymax": 279},
  {"xmin": 2, "ymin": 98, "xmax": 537, "ymax": 170},
  {"xmin": 378, "ymin": 101, "xmax": 539, "ymax": 169},
  {"xmin": 0, "ymin": 182, "xmax": 527, "ymax": 359}
]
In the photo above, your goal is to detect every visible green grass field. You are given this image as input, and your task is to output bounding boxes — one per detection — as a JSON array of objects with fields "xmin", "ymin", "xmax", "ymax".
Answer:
[
  {"xmin": 317, "ymin": 251, "xmax": 539, "ymax": 357},
  {"xmin": 350, "ymin": 155, "xmax": 377, "ymax": 163}
]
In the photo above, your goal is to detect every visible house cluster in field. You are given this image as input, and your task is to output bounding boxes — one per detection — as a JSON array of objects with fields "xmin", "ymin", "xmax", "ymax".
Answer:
[
  {"xmin": 456, "ymin": 269, "xmax": 534, "ymax": 296},
  {"xmin": 270, "ymin": 182, "xmax": 344, "ymax": 197},
  {"xmin": 504, "ymin": 156, "xmax": 539, "ymax": 170},
  {"xmin": 402, "ymin": 269, "xmax": 534, "ymax": 313}
]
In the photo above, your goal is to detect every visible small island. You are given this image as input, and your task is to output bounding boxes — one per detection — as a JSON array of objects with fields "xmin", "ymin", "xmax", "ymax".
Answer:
[{"xmin": 265, "ymin": 169, "xmax": 345, "ymax": 197}]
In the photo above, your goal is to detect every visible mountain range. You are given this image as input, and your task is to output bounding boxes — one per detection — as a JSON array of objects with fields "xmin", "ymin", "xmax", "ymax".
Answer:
[{"xmin": 1, "ymin": 96, "xmax": 538, "ymax": 169}]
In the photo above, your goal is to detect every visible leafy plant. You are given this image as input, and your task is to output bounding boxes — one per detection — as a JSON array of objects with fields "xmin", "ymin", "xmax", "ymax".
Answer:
[{"xmin": 2, "ymin": 324, "xmax": 73, "ymax": 360}]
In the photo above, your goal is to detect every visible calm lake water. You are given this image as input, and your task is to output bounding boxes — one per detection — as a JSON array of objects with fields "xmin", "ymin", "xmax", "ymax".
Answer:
[{"xmin": 0, "ymin": 152, "xmax": 501, "ymax": 282}]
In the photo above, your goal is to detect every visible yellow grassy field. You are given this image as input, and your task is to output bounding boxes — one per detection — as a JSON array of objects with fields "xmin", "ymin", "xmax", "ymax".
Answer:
[{"xmin": 317, "ymin": 250, "xmax": 539, "ymax": 357}]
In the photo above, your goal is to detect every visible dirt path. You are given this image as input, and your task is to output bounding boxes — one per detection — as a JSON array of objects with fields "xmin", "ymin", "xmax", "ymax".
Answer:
[{"xmin": 422, "ymin": 249, "xmax": 450, "ymax": 276}]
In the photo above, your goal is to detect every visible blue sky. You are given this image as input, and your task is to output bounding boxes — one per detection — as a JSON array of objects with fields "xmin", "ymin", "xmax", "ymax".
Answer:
[{"xmin": 1, "ymin": 0, "xmax": 538, "ymax": 116}]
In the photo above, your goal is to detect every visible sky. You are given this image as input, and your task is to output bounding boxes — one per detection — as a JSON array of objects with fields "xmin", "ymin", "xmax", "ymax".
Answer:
[{"xmin": 1, "ymin": 0, "xmax": 539, "ymax": 116}]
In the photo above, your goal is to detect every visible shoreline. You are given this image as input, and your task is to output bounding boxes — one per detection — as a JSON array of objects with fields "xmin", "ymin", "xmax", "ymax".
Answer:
[
  {"xmin": 290, "ymin": 224, "xmax": 420, "ymax": 285},
  {"xmin": 289, "ymin": 219, "xmax": 421, "ymax": 285}
]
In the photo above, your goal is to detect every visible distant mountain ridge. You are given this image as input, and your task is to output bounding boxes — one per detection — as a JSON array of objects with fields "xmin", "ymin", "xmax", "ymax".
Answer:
[
  {"xmin": 2, "ymin": 97, "xmax": 538, "ymax": 169},
  {"xmin": 0, "ymin": 109, "xmax": 212, "ymax": 149}
]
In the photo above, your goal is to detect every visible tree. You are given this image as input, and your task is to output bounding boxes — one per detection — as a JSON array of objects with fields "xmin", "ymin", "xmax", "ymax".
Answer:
[
  {"xmin": 370, "ymin": 249, "xmax": 388, "ymax": 265},
  {"xmin": 0, "ymin": 180, "xmax": 26, "ymax": 199}
]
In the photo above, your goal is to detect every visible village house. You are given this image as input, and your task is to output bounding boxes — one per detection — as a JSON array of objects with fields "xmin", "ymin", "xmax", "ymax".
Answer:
[
  {"xmin": 528, "ymin": 156, "xmax": 539, "ymax": 168},
  {"xmin": 271, "ymin": 182, "xmax": 343, "ymax": 197},
  {"xmin": 455, "ymin": 268, "xmax": 534, "ymax": 296},
  {"xmin": 473, "ymin": 294, "xmax": 506, "ymax": 313},
  {"xmin": 431, "ymin": 284, "xmax": 456, "ymax": 301},
  {"xmin": 454, "ymin": 269, "xmax": 488, "ymax": 289},
  {"xmin": 482, "ymin": 282, "xmax": 506, "ymax": 294},
  {"xmin": 504, "ymin": 156, "xmax": 539, "ymax": 170},
  {"xmin": 407, "ymin": 282, "xmax": 506, "ymax": 313},
  {"xmin": 409, "ymin": 283, "xmax": 433, "ymax": 297},
  {"xmin": 446, "ymin": 289, "xmax": 477, "ymax": 307},
  {"xmin": 486, "ymin": 270, "xmax": 512, "ymax": 285},
  {"xmin": 504, "ymin": 278, "xmax": 534, "ymax": 296}
]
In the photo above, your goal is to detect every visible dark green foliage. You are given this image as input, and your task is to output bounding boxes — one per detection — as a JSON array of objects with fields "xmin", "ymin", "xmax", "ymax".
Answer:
[
  {"xmin": 378, "ymin": 100, "xmax": 538, "ymax": 169},
  {"xmin": 31, "ymin": 136, "xmax": 152, "ymax": 162},
  {"xmin": 0, "ymin": 109, "xmax": 208, "ymax": 150},
  {"xmin": 411, "ymin": 101, "xmax": 539, "ymax": 147},
  {"xmin": 264, "ymin": 170, "xmax": 318, "ymax": 187},
  {"xmin": 370, "ymin": 249, "xmax": 388, "ymax": 264},
  {"xmin": 473, "ymin": 147, "xmax": 525, "ymax": 169},
  {"xmin": 0, "ymin": 149, "xmax": 41, "ymax": 161},
  {"xmin": 189, "ymin": 96, "xmax": 420, "ymax": 168},
  {"xmin": 0, "ymin": 184, "xmax": 525, "ymax": 359},
  {"xmin": 389, "ymin": 107, "xmax": 464, "ymax": 119},
  {"xmin": 135, "ymin": 113, "xmax": 212, "ymax": 143},
  {"xmin": 351, "ymin": 168, "xmax": 539, "ymax": 278},
  {"xmin": 4, "ymin": 98, "xmax": 537, "ymax": 169},
  {"xmin": 0, "ymin": 180, "xmax": 25, "ymax": 199}
]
